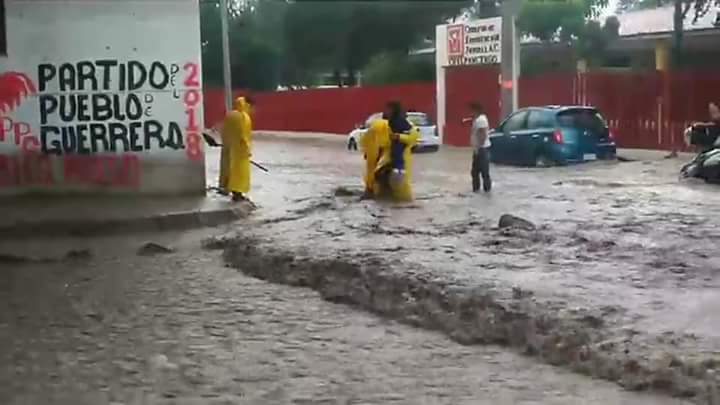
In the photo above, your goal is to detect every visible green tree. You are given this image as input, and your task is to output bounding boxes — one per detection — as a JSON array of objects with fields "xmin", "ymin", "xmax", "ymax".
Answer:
[
  {"xmin": 200, "ymin": 0, "xmax": 285, "ymax": 90},
  {"xmin": 361, "ymin": 52, "xmax": 435, "ymax": 86},
  {"xmin": 576, "ymin": 16, "xmax": 621, "ymax": 67},
  {"xmin": 517, "ymin": 0, "xmax": 609, "ymax": 41},
  {"xmin": 283, "ymin": 0, "xmax": 470, "ymax": 86}
]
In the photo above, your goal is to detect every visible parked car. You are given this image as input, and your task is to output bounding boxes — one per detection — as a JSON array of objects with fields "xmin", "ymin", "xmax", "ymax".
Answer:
[
  {"xmin": 347, "ymin": 111, "xmax": 440, "ymax": 152},
  {"xmin": 489, "ymin": 106, "xmax": 617, "ymax": 166}
]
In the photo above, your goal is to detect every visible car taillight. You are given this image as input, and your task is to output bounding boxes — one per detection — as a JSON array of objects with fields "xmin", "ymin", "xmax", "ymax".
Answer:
[{"xmin": 553, "ymin": 129, "xmax": 564, "ymax": 144}]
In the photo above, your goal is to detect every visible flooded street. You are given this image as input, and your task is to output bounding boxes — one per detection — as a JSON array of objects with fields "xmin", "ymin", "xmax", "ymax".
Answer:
[
  {"xmin": 212, "ymin": 134, "xmax": 720, "ymax": 401},
  {"xmin": 0, "ymin": 134, "xmax": 717, "ymax": 404},
  {"xmin": 0, "ymin": 228, "xmax": 691, "ymax": 405}
]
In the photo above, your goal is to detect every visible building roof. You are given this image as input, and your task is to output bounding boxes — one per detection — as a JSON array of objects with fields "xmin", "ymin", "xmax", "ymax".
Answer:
[{"xmin": 615, "ymin": 6, "xmax": 719, "ymax": 37}]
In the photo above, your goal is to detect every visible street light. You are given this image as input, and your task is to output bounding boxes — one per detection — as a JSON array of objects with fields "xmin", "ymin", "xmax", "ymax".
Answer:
[
  {"xmin": 219, "ymin": 0, "xmax": 233, "ymax": 113},
  {"xmin": 501, "ymin": 0, "xmax": 521, "ymax": 118}
]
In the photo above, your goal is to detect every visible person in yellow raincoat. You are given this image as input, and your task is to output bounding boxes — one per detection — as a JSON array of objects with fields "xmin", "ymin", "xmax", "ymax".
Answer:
[
  {"xmin": 222, "ymin": 96, "xmax": 253, "ymax": 202},
  {"xmin": 363, "ymin": 102, "xmax": 419, "ymax": 202},
  {"xmin": 360, "ymin": 118, "xmax": 385, "ymax": 197}
]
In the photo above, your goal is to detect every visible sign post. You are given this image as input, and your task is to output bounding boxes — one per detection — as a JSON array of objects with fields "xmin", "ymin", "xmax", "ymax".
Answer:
[
  {"xmin": 501, "ymin": 0, "xmax": 522, "ymax": 119},
  {"xmin": 219, "ymin": 0, "xmax": 233, "ymax": 113}
]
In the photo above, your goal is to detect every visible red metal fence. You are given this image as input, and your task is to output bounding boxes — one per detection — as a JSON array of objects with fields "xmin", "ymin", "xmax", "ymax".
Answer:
[
  {"xmin": 204, "ymin": 70, "xmax": 720, "ymax": 151},
  {"xmin": 204, "ymin": 83, "xmax": 435, "ymax": 135}
]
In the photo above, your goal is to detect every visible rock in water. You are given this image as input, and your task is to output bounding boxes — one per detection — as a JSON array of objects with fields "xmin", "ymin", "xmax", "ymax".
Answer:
[
  {"xmin": 498, "ymin": 214, "xmax": 536, "ymax": 231},
  {"xmin": 137, "ymin": 242, "xmax": 175, "ymax": 256}
]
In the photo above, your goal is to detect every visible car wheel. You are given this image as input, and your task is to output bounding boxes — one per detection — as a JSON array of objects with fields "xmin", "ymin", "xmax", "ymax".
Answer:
[
  {"xmin": 534, "ymin": 153, "xmax": 553, "ymax": 168},
  {"xmin": 348, "ymin": 138, "xmax": 357, "ymax": 151},
  {"xmin": 427, "ymin": 145, "xmax": 440, "ymax": 153}
]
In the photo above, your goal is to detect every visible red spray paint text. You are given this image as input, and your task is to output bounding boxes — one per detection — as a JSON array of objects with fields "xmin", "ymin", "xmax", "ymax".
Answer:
[{"xmin": 0, "ymin": 153, "xmax": 141, "ymax": 188}]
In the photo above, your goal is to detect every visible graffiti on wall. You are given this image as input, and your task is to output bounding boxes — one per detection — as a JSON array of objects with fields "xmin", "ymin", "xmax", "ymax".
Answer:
[{"xmin": 0, "ymin": 60, "xmax": 202, "ymax": 189}]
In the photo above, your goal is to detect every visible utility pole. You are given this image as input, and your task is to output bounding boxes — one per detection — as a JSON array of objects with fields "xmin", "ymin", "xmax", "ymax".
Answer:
[
  {"xmin": 219, "ymin": 0, "xmax": 233, "ymax": 113},
  {"xmin": 500, "ymin": 0, "xmax": 521, "ymax": 118}
]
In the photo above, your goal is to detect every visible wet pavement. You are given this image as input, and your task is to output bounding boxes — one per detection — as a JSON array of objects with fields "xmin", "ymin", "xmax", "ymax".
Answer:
[
  {"xmin": 0, "ymin": 134, "xmax": 717, "ymax": 404},
  {"xmin": 0, "ymin": 229, "xmax": 688, "ymax": 404}
]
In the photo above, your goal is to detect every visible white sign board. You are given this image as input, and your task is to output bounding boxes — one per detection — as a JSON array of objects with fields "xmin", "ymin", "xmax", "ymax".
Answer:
[{"xmin": 444, "ymin": 17, "xmax": 502, "ymax": 67}]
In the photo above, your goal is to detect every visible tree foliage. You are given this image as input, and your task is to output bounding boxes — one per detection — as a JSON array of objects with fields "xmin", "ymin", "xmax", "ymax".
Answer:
[
  {"xmin": 283, "ymin": 0, "xmax": 470, "ymax": 87},
  {"xmin": 201, "ymin": 0, "xmax": 471, "ymax": 89},
  {"xmin": 361, "ymin": 52, "xmax": 435, "ymax": 86},
  {"xmin": 516, "ymin": 0, "xmax": 609, "ymax": 41}
]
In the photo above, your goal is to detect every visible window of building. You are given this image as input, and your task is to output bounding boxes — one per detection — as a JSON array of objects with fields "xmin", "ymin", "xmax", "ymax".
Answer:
[{"xmin": 0, "ymin": 0, "xmax": 6, "ymax": 55}]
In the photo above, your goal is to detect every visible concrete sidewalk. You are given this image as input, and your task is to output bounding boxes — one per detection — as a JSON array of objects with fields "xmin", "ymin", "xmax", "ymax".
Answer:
[{"xmin": 0, "ymin": 193, "xmax": 251, "ymax": 240}]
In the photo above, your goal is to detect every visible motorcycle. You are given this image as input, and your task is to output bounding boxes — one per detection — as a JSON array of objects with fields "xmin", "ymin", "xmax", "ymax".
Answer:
[{"xmin": 679, "ymin": 124, "xmax": 720, "ymax": 183}]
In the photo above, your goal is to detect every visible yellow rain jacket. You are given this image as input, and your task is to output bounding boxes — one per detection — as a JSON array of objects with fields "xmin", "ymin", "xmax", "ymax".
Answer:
[
  {"xmin": 370, "ymin": 120, "xmax": 420, "ymax": 202},
  {"xmin": 218, "ymin": 124, "xmax": 230, "ymax": 192},
  {"xmin": 223, "ymin": 97, "xmax": 253, "ymax": 195},
  {"xmin": 360, "ymin": 118, "xmax": 386, "ymax": 195}
]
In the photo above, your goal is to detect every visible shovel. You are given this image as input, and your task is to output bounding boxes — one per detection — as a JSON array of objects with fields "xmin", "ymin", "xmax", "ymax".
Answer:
[{"xmin": 202, "ymin": 131, "xmax": 269, "ymax": 173}]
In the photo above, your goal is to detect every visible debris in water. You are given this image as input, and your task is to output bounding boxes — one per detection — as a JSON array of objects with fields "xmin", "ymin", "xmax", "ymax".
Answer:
[
  {"xmin": 65, "ymin": 249, "xmax": 92, "ymax": 260},
  {"xmin": 137, "ymin": 242, "xmax": 175, "ymax": 256},
  {"xmin": 498, "ymin": 214, "xmax": 536, "ymax": 231},
  {"xmin": 202, "ymin": 235, "xmax": 236, "ymax": 251},
  {"xmin": 333, "ymin": 186, "xmax": 362, "ymax": 197}
]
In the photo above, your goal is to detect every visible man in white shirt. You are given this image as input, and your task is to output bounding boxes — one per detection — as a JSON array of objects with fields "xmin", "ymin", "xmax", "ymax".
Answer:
[{"xmin": 469, "ymin": 102, "xmax": 492, "ymax": 192}]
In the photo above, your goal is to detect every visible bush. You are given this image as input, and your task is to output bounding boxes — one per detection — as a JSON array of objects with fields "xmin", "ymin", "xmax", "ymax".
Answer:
[{"xmin": 361, "ymin": 52, "xmax": 435, "ymax": 86}]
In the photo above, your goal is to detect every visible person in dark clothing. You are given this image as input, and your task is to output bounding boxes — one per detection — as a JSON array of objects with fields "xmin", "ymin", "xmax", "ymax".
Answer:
[
  {"xmin": 374, "ymin": 101, "xmax": 412, "ymax": 193},
  {"xmin": 469, "ymin": 102, "xmax": 492, "ymax": 193},
  {"xmin": 387, "ymin": 101, "xmax": 412, "ymax": 176}
]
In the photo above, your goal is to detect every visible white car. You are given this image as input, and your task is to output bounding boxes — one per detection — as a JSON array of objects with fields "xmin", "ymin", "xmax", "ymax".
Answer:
[{"xmin": 347, "ymin": 111, "xmax": 440, "ymax": 152}]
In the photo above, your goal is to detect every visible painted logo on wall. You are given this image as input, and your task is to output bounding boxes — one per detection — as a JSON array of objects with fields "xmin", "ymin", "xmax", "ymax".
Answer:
[
  {"xmin": 0, "ymin": 72, "xmax": 37, "ymax": 115},
  {"xmin": 447, "ymin": 24, "xmax": 465, "ymax": 57}
]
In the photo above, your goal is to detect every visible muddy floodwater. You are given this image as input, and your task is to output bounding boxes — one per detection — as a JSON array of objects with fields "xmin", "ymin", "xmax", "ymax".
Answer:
[
  {"xmin": 0, "ymin": 230, "xmax": 690, "ymax": 404},
  {"xmin": 209, "ymin": 134, "xmax": 720, "ymax": 401},
  {"xmin": 0, "ymin": 133, "xmax": 717, "ymax": 404}
]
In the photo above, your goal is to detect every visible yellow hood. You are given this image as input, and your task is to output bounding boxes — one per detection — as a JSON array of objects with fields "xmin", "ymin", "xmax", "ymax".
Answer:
[{"xmin": 234, "ymin": 97, "xmax": 249, "ymax": 113}]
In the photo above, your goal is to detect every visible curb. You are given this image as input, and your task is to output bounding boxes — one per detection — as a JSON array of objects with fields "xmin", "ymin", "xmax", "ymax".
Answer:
[
  {"xmin": 222, "ymin": 235, "xmax": 718, "ymax": 404},
  {"xmin": 0, "ymin": 206, "xmax": 250, "ymax": 240}
]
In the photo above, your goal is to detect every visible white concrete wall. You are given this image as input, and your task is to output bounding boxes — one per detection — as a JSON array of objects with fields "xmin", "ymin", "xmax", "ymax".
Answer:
[{"xmin": 0, "ymin": 0, "xmax": 205, "ymax": 195}]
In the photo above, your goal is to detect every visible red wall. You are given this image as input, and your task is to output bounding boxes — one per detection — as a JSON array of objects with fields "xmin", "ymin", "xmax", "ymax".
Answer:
[
  {"xmin": 204, "ymin": 83, "xmax": 435, "ymax": 135},
  {"xmin": 203, "ymin": 70, "xmax": 720, "ymax": 151}
]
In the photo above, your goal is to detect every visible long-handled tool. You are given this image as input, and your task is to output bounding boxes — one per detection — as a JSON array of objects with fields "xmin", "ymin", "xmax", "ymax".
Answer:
[{"xmin": 202, "ymin": 131, "xmax": 269, "ymax": 173}]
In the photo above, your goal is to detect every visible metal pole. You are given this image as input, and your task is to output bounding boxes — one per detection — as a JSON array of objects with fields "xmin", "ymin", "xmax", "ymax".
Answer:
[
  {"xmin": 219, "ymin": 0, "xmax": 233, "ymax": 113},
  {"xmin": 500, "ymin": 0, "xmax": 521, "ymax": 119}
]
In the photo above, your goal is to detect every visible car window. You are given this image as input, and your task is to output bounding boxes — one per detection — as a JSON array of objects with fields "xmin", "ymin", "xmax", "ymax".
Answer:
[
  {"xmin": 502, "ymin": 111, "xmax": 529, "ymax": 132},
  {"xmin": 527, "ymin": 110, "xmax": 555, "ymax": 129},
  {"xmin": 407, "ymin": 113, "xmax": 431, "ymax": 126},
  {"xmin": 557, "ymin": 109, "xmax": 607, "ymax": 132},
  {"xmin": 364, "ymin": 113, "xmax": 382, "ymax": 128}
]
